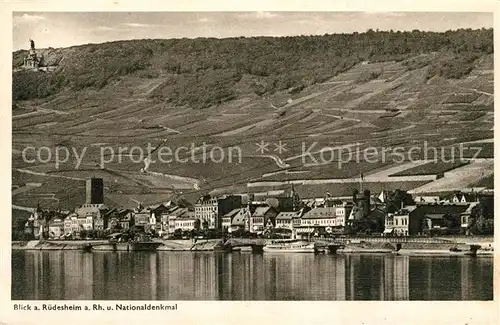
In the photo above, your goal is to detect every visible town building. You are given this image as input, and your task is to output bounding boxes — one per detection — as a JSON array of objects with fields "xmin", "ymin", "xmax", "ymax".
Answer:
[
  {"xmin": 384, "ymin": 213, "xmax": 394, "ymax": 236},
  {"xmin": 384, "ymin": 203, "xmax": 470, "ymax": 236},
  {"xmin": 165, "ymin": 207, "xmax": 182, "ymax": 235},
  {"xmin": 229, "ymin": 207, "xmax": 251, "ymax": 233},
  {"xmin": 152, "ymin": 202, "xmax": 180, "ymax": 235},
  {"xmin": 24, "ymin": 214, "xmax": 35, "ymax": 237},
  {"xmin": 63, "ymin": 213, "xmax": 80, "ymax": 237},
  {"xmin": 48, "ymin": 218, "xmax": 64, "ymax": 239},
  {"xmin": 449, "ymin": 191, "xmax": 479, "ymax": 204},
  {"xmin": 147, "ymin": 203, "xmax": 172, "ymax": 233},
  {"xmin": 75, "ymin": 205, "xmax": 108, "ymax": 231},
  {"xmin": 105, "ymin": 208, "xmax": 133, "ymax": 232},
  {"xmin": 105, "ymin": 208, "xmax": 119, "ymax": 230},
  {"xmin": 73, "ymin": 177, "xmax": 109, "ymax": 233},
  {"xmin": 385, "ymin": 206, "xmax": 417, "ymax": 236},
  {"xmin": 295, "ymin": 207, "xmax": 337, "ymax": 237},
  {"xmin": 326, "ymin": 200, "xmax": 354, "ymax": 231},
  {"xmin": 345, "ymin": 189, "xmax": 387, "ymax": 234},
  {"xmin": 247, "ymin": 199, "xmax": 271, "ymax": 213},
  {"xmin": 460, "ymin": 202, "xmax": 479, "ymax": 234},
  {"xmin": 23, "ymin": 208, "xmax": 72, "ymax": 239},
  {"xmin": 249, "ymin": 206, "xmax": 278, "ymax": 233},
  {"xmin": 194, "ymin": 195, "xmax": 242, "ymax": 230},
  {"xmin": 160, "ymin": 211, "xmax": 171, "ymax": 234},
  {"xmin": 423, "ymin": 214, "xmax": 448, "ymax": 232},
  {"xmin": 164, "ymin": 207, "xmax": 187, "ymax": 235},
  {"xmin": 292, "ymin": 211, "xmax": 302, "ymax": 230},
  {"xmin": 348, "ymin": 190, "xmax": 372, "ymax": 220},
  {"xmin": 118, "ymin": 209, "xmax": 134, "ymax": 230},
  {"xmin": 275, "ymin": 211, "xmax": 300, "ymax": 230},
  {"xmin": 250, "ymin": 184, "xmax": 301, "ymax": 211},
  {"xmin": 301, "ymin": 198, "xmax": 321, "ymax": 208},
  {"xmin": 149, "ymin": 210, "xmax": 159, "ymax": 233},
  {"xmin": 173, "ymin": 211, "xmax": 199, "ymax": 233},
  {"xmin": 25, "ymin": 205, "xmax": 44, "ymax": 238},
  {"xmin": 413, "ymin": 191, "xmax": 481, "ymax": 205},
  {"xmin": 76, "ymin": 209, "xmax": 95, "ymax": 231},
  {"xmin": 133, "ymin": 203, "xmax": 150, "ymax": 232},
  {"xmin": 420, "ymin": 204, "xmax": 471, "ymax": 235},
  {"xmin": 414, "ymin": 195, "xmax": 443, "ymax": 204},
  {"xmin": 164, "ymin": 207, "xmax": 200, "ymax": 235},
  {"xmin": 221, "ymin": 208, "xmax": 242, "ymax": 232}
]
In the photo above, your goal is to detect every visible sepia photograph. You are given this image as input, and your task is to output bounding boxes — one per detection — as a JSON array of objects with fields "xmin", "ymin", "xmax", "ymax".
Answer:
[{"xmin": 9, "ymin": 8, "xmax": 494, "ymax": 305}]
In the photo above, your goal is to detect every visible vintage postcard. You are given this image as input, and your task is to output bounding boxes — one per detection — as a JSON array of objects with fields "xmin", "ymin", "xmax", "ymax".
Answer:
[{"xmin": 1, "ymin": 0, "xmax": 498, "ymax": 324}]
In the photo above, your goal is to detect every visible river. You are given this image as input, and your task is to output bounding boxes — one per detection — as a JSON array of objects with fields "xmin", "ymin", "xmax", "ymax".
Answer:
[{"xmin": 11, "ymin": 251, "xmax": 493, "ymax": 300}]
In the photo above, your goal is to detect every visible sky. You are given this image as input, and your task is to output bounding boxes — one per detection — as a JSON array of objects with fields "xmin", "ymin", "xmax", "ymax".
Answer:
[{"xmin": 12, "ymin": 11, "xmax": 493, "ymax": 50}]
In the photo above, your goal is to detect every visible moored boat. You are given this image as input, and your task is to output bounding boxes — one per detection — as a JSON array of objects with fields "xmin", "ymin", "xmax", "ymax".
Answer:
[
  {"xmin": 397, "ymin": 249, "xmax": 477, "ymax": 256},
  {"xmin": 263, "ymin": 240, "xmax": 318, "ymax": 253},
  {"xmin": 125, "ymin": 233, "xmax": 162, "ymax": 251},
  {"xmin": 92, "ymin": 233, "xmax": 161, "ymax": 252},
  {"xmin": 128, "ymin": 241, "xmax": 162, "ymax": 251},
  {"xmin": 396, "ymin": 244, "xmax": 480, "ymax": 257},
  {"xmin": 337, "ymin": 247, "xmax": 394, "ymax": 254}
]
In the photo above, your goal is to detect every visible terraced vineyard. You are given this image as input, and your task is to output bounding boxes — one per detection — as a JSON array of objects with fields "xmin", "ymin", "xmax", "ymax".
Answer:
[
  {"xmin": 12, "ymin": 30, "xmax": 494, "ymax": 210},
  {"xmin": 389, "ymin": 161, "xmax": 470, "ymax": 177}
]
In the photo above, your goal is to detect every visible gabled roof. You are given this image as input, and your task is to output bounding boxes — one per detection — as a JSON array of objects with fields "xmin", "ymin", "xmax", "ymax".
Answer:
[
  {"xmin": 170, "ymin": 207, "xmax": 189, "ymax": 217},
  {"xmin": 451, "ymin": 192, "xmax": 478, "ymax": 202},
  {"xmin": 413, "ymin": 191, "xmax": 453, "ymax": 198},
  {"xmin": 147, "ymin": 203, "xmax": 169, "ymax": 212},
  {"xmin": 276, "ymin": 211, "xmax": 300, "ymax": 220},
  {"xmin": 223, "ymin": 208, "xmax": 241, "ymax": 218},
  {"xmin": 163, "ymin": 200, "xmax": 175, "ymax": 207},
  {"xmin": 411, "ymin": 204, "xmax": 469, "ymax": 218},
  {"xmin": 109, "ymin": 209, "xmax": 133, "ymax": 221},
  {"xmin": 161, "ymin": 206, "xmax": 180, "ymax": 215},
  {"xmin": 117, "ymin": 208, "xmax": 132, "ymax": 215},
  {"xmin": 302, "ymin": 207, "xmax": 336, "ymax": 219},
  {"xmin": 134, "ymin": 206, "xmax": 150, "ymax": 214},
  {"xmin": 178, "ymin": 211, "xmax": 196, "ymax": 219},
  {"xmin": 76, "ymin": 205, "xmax": 106, "ymax": 217},
  {"xmin": 252, "ymin": 206, "xmax": 272, "ymax": 217},
  {"xmin": 231, "ymin": 211, "xmax": 247, "ymax": 226},
  {"xmin": 393, "ymin": 205, "xmax": 418, "ymax": 215}
]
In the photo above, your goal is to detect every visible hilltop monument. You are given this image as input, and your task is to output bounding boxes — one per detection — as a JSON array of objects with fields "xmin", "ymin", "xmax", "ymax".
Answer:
[{"xmin": 23, "ymin": 39, "xmax": 41, "ymax": 69}]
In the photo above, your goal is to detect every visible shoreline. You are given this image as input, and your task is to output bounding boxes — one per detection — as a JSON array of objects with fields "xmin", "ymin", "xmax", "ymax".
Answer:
[{"xmin": 12, "ymin": 239, "xmax": 494, "ymax": 256}]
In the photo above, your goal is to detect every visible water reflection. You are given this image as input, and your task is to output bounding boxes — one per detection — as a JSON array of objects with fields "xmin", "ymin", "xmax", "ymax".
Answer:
[{"xmin": 11, "ymin": 251, "xmax": 493, "ymax": 300}]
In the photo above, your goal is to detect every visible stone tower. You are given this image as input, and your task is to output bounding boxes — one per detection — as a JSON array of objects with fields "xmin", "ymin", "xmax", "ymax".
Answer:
[{"xmin": 86, "ymin": 178, "xmax": 104, "ymax": 205}]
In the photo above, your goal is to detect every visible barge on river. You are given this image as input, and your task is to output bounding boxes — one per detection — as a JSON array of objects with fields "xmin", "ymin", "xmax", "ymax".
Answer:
[
  {"xmin": 263, "ymin": 240, "xmax": 318, "ymax": 253},
  {"xmin": 396, "ymin": 244, "xmax": 481, "ymax": 257},
  {"xmin": 92, "ymin": 233, "xmax": 161, "ymax": 252}
]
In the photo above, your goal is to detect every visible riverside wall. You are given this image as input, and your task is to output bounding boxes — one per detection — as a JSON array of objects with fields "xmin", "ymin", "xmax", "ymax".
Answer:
[
  {"xmin": 12, "ymin": 237, "xmax": 494, "ymax": 255},
  {"xmin": 11, "ymin": 239, "xmax": 225, "ymax": 251}
]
